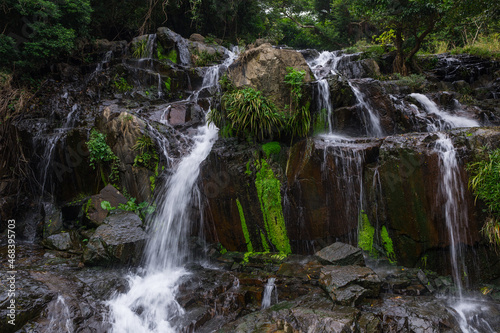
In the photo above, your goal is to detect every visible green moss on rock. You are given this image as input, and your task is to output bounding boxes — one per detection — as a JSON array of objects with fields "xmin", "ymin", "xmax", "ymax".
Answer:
[
  {"xmin": 381, "ymin": 226, "xmax": 396, "ymax": 263},
  {"xmin": 236, "ymin": 198, "xmax": 253, "ymax": 252},
  {"xmin": 358, "ymin": 210, "xmax": 375, "ymax": 256},
  {"xmin": 255, "ymin": 160, "xmax": 291, "ymax": 254}
]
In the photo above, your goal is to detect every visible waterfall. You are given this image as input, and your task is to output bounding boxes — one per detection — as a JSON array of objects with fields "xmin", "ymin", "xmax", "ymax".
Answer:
[
  {"xmin": 46, "ymin": 295, "xmax": 73, "ymax": 333},
  {"xmin": 410, "ymin": 93, "xmax": 479, "ymax": 130},
  {"xmin": 316, "ymin": 79, "xmax": 333, "ymax": 133},
  {"xmin": 434, "ymin": 133, "xmax": 469, "ymax": 297},
  {"xmin": 307, "ymin": 51, "xmax": 344, "ymax": 79},
  {"xmin": 107, "ymin": 45, "xmax": 238, "ymax": 333},
  {"xmin": 261, "ymin": 278, "xmax": 277, "ymax": 309},
  {"xmin": 348, "ymin": 82, "xmax": 384, "ymax": 137}
]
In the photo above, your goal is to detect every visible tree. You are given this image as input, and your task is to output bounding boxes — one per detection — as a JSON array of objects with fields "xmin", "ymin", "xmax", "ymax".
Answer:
[{"xmin": 349, "ymin": 0, "xmax": 452, "ymax": 75}]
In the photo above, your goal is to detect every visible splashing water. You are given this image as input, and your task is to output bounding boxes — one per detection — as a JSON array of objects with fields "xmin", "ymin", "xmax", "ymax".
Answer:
[
  {"xmin": 348, "ymin": 82, "xmax": 384, "ymax": 137},
  {"xmin": 410, "ymin": 93, "xmax": 479, "ymax": 131},
  {"xmin": 46, "ymin": 295, "xmax": 73, "ymax": 333},
  {"xmin": 261, "ymin": 278, "xmax": 278, "ymax": 309}
]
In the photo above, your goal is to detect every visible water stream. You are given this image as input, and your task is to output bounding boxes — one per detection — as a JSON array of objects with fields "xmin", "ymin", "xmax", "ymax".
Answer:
[{"xmin": 261, "ymin": 278, "xmax": 278, "ymax": 309}]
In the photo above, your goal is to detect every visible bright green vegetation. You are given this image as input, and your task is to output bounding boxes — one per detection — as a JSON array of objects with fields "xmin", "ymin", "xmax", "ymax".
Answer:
[
  {"xmin": 132, "ymin": 39, "xmax": 148, "ymax": 58},
  {"xmin": 1, "ymin": 0, "xmax": 498, "ymax": 78},
  {"xmin": 358, "ymin": 210, "xmax": 375, "ymax": 256},
  {"xmin": 192, "ymin": 49, "xmax": 222, "ymax": 67},
  {"xmin": 132, "ymin": 135, "xmax": 159, "ymax": 169},
  {"xmin": 467, "ymin": 148, "xmax": 500, "ymax": 247},
  {"xmin": 255, "ymin": 159, "xmax": 291, "ymax": 254},
  {"xmin": 113, "ymin": 76, "xmax": 133, "ymax": 93},
  {"xmin": 101, "ymin": 198, "xmax": 155, "ymax": 222},
  {"xmin": 157, "ymin": 43, "xmax": 178, "ymax": 63},
  {"xmin": 86, "ymin": 129, "xmax": 120, "ymax": 186},
  {"xmin": 208, "ymin": 87, "xmax": 284, "ymax": 141},
  {"xmin": 262, "ymin": 142, "xmax": 281, "ymax": 159},
  {"xmin": 208, "ymin": 67, "xmax": 310, "ymax": 142},
  {"xmin": 381, "ymin": 226, "xmax": 396, "ymax": 263},
  {"xmin": 236, "ymin": 198, "xmax": 253, "ymax": 252}
]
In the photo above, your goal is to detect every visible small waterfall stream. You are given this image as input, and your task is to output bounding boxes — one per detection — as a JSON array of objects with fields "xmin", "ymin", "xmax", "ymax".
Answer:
[{"xmin": 261, "ymin": 278, "xmax": 278, "ymax": 309}]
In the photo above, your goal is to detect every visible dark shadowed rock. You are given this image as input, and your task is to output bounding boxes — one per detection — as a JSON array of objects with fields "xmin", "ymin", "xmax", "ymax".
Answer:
[
  {"xmin": 319, "ymin": 265, "xmax": 381, "ymax": 306},
  {"xmin": 42, "ymin": 231, "xmax": 82, "ymax": 253},
  {"xmin": 84, "ymin": 184, "xmax": 128, "ymax": 227},
  {"xmin": 315, "ymin": 242, "xmax": 365, "ymax": 266},
  {"xmin": 83, "ymin": 211, "xmax": 147, "ymax": 266}
]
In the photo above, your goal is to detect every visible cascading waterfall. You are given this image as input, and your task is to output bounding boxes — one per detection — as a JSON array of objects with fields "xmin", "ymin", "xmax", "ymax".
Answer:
[
  {"xmin": 410, "ymin": 93, "xmax": 479, "ymax": 130},
  {"xmin": 107, "ymin": 46, "xmax": 238, "ymax": 333},
  {"xmin": 261, "ymin": 278, "xmax": 278, "ymax": 309},
  {"xmin": 348, "ymin": 81, "xmax": 384, "ymax": 137},
  {"xmin": 434, "ymin": 133, "xmax": 469, "ymax": 296},
  {"xmin": 316, "ymin": 79, "xmax": 333, "ymax": 133}
]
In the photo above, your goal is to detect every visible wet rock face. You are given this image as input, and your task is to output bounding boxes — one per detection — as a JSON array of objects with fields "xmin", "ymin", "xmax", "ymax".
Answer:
[
  {"xmin": 0, "ymin": 271, "xmax": 55, "ymax": 333},
  {"xmin": 42, "ymin": 231, "xmax": 82, "ymax": 253},
  {"xmin": 83, "ymin": 211, "xmax": 147, "ymax": 265},
  {"xmin": 227, "ymin": 43, "xmax": 314, "ymax": 110}
]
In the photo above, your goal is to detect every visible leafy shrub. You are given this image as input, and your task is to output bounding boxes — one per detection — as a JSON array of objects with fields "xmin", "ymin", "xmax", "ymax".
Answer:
[
  {"xmin": 208, "ymin": 87, "xmax": 284, "ymax": 141},
  {"xmin": 113, "ymin": 76, "xmax": 133, "ymax": 92},
  {"xmin": 467, "ymin": 148, "xmax": 500, "ymax": 247},
  {"xmin": 86, "ymin": 129, "xmax": 120, "ymax": 185},
  {"xmin": 132, "ymin": 135, "xmax": 158, "ymax": 169},
  {"xmin": 192, "ymin": 49, "xmax": 222, "ymax": 67},
  {"xmin": 101, "ymin": 198, "xmax": 155, "ymax": 221},
  {"xmin": 284, "ymin": 67, "xmax": 306, "ymax": 112},
  {"xmin": 393, "ymin": 73, "xmax": 427, "ymax": 91}
]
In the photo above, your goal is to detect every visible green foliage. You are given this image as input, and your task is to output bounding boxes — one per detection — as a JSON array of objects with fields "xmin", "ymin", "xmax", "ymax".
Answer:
[
  {"xmin": 101, "ymin": 198, "xmax": 155, "ymax": 221},
  {"xmin": 86, "ymin": 129, "xmax": 120, "ymax": 185},
  {"xmin": 192, "ymin": 49, "xmax": 222, "ymax": 67},
  {"xmin": 449, "ymin": 34, "xmax": 500, "ymax": 60},
  {"xmin": 132, "ymin": 135, "xmax": 158, "ymax": 169},
  {"xmin": 381, "ymin": 226, "xmax": 396, "ymax": 263},
  {"xmin": 284, "ymin": 67, "xmax": 306, "ymax": 112},
  {"xmin": 236, "ymin": 198, "xmax": 253, "ymax": 252},
  {"xmin": 164, "ymin": 77, "xmax": 172, "ymax": 92},
  {"xmin": 113, "ymin": 76, "xmax": 133, "ymax": 93},
  {"xmin": 467, "ymin": 148, "xmax": 500, "ymax": 247},
  {"xmin": 262, "ymin": 142, "xmax": 281, "ymax": 159},
  {"xmin": 0, "ymin": 0, "xmax": 92, "ymax": 72},
  {"xmin": 255, "ymin": 159, "xmax": 291, "ymax": 254},
  {"xmin": 393, "ymin": 73, "xmax": 427, "ymax": 91},
  {"xmin": 358, "ymin": 210, "xmax": 375, "ymax": 256},
  {"xmin": 132, "ymin": 39, "xmax": 148, "ymax": 58},
  {"xmin": 287, "ymin": 102, "xmax": 311, "ymax": 139},
  {"xmin": 208, "ymin": 87, "xmax": 284, "ymax": 141}
]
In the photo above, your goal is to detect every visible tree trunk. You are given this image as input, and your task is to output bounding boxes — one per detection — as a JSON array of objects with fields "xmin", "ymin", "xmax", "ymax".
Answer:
[{"xmin": 393, "ymin": 27, "xmax": 408, "ymax": 75}]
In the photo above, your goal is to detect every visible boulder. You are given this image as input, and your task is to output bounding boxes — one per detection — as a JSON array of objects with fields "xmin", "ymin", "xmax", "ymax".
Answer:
[
  {"xmin": 42, "ymin": 231, "xmax": 82, "ymax": 253},
  {"xmin": 315, "ymin": 242, "xmax": 365, "ymax": 266},
  {"xmin": 319, "ymin": 265, "xmax": 381, "ymax": 306},
  {"xmin": 189, "ymin": 33, "xmax": 205, "ymax": 43},
  {"xmin": 227, "ymin": 43, "xmax": 313, "ymax": 110},
  {"xmin": 84, "ymin": 184, "xmax": 128, "ymax": 227},
  {"xmin": 83, "ymin": 211, "xmax": 148, "ymax": 265}
]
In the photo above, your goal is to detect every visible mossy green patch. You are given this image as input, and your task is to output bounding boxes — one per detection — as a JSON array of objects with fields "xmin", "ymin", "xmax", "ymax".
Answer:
[
  {"xmin": 260, "ymin": 231, "xmax": 270, "ymax": 252},
  {"xmin": 358, "ymin": 210, "xmax": 376, "ymax": 256},
  {"xmin": 255, "ymin": 159, "xmax": 291, "ymax": 254},
  {"xmin": 262, "ymin": 142, "xmax": 281, "ymax": 159},
  {"xmin": 236, "ymin": 198, "xmax": 253, "ymax": 252},
  {"xmin": 381, "ymin": 225, "xmax": 396, "ymax": 263}
]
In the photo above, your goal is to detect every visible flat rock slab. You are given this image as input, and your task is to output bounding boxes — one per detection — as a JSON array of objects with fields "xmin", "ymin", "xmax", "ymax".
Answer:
[
  {"xmin": 315, "ymin": 242, "xmax": 365, "ymax": 266},
  {"xmin": 320, "ymin": 265, "xmax": 381, "ymax": 306}
]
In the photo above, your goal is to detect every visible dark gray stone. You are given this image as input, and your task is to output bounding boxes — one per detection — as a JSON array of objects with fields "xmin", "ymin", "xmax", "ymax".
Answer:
[{"xmin": 315, "ymin": 242, "xmax": 365, "ymax": 266}]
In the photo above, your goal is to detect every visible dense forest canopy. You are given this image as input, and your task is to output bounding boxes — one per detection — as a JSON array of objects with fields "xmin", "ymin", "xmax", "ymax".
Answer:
[{"xmin": 0, "ymin": 0, "xmax": 499, "ymax": 76}]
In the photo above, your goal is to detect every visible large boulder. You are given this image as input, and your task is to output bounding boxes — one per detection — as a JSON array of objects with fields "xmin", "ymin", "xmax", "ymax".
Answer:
[
  {"xmin": 319, "ymin": 265, "xmax": 381, "ymax": 306},
  {"xmin": 227, "ymin": 43, "xmax": 314, "ymax": 110},
  {"xmin": 83, "ymin": 211, "xmax": 148, "ymax": 266},
  {"xmin": 84, "ymin": 184, "xmax": 128, "ymax": 227},
  {"xmin": 315, "ymin": 242, "xmax": 365, "ymax": 266}
]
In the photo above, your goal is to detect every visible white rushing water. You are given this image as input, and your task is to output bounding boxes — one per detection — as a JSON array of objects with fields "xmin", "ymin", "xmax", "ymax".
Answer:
[
  {"xmin": 107, "ymin": 45, "xmax": 239, "ymax": 333},
  {"xmin": 410, "ymin": 93, "xmax": 479, "ymax": 131},
  {"xmin": 349, "ymin": 81, "xmax": 384, "ymax": 137},
  {"xmin": 46, "ymin": 295, "xmax": 73, "ymax": 333},
  {"xmin": 316, "ymin": 79, "xmax": 333, "ymax": 133},
  {"xmin": 261, "ymin": 278, "xmax": 277, "ymax": 309}
]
